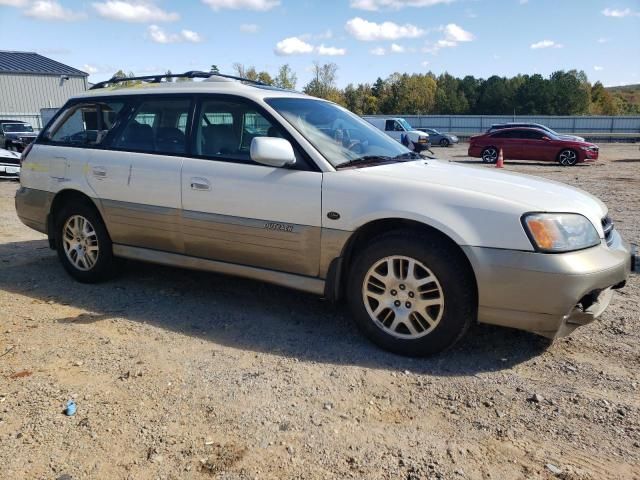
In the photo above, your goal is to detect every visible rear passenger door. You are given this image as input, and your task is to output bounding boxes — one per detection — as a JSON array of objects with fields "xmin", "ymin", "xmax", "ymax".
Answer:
[
  {"xmin": 89, "ymin": 96, "xmax": 192, "ymax": 253},
  {"xmin": 180, "ymin": 95, "xmax": 322, "ymax": 277},
  {"xmin": 490, "ymin": 130, "xmax": 522, "ymax": 159}
]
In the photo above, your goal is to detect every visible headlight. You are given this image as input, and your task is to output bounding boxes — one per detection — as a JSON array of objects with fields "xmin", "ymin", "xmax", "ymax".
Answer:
[{"xmin": 522, "ymin": 213, "xmax": 600, "ymax": 252}]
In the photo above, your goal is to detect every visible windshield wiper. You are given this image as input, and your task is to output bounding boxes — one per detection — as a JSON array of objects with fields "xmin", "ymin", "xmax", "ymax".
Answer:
[
  {"xmin": 391, "ymin": 151, "xmax": 422, "ymax": 160},
  {"xmin": 335, "ymin": 152, "xmax": 424, "ymax": 169},
  {"xmin": 335, "ymin": 155, "xmax": 392, "ymax": 169}
]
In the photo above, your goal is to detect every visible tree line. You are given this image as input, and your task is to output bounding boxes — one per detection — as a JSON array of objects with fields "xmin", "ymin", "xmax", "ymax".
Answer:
[{"xmin": 110, "ymin": 64, "xmax": 638, "ymax": 116}]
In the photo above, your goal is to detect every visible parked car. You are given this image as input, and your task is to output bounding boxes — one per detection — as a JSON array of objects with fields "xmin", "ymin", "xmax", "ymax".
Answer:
[
  {"xmin": 0, "ymin": 147, "xmax": 21, "ymax": 179},
  {"xmin": 364, "ymin": 117, "xmax": 431, "ymax": 152},
  {"xmin": 0, "ymin": 121, "xmax": 37, "ymax": 152},
  {"xmin": 415, "ymin": 128, "xmax": 458, "ymax": 147},
  {"xmin": 469, "ymin": 127, "xmax": 599, "ymax": 166},
  {"xmin": 487, "ymin": 122, "xmax": 585, "ymax": 142},
  {"xmin": 15, "ymin": 71, "xmax": 635, "ymax": 356}
]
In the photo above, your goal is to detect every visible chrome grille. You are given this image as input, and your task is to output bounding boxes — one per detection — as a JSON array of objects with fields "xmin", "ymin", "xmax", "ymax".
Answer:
[{"xmin": 601, "ymin": 215, "xmax": 614, "ymax": 246}]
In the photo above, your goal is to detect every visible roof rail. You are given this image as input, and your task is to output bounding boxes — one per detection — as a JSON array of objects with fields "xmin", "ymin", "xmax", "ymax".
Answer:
[{"xmin": 89, "ymin": 70, "xmax": 267, "ymax": 90}]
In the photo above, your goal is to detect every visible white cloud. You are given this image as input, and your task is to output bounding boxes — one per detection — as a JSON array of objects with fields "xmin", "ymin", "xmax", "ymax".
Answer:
[
  {"xmin": 345, "ymin": 17, "xmax": 425, "ymax": 41},
  {"xmin": 93, "ymin": 1, "xmax": 179, "ymax": 22},
  {"xmin": 390, "ymin": 43, "xmax": 405, "ymax": 53},
  {"xmin": 83, "ymin": 64, "xmax": 99, "ymax": 74},
  {"xmin": 421, "ymin": 60, "xmax": 429, "ymax": 67},
  {"xmin": 274, "ymin": 36, "xmax": 314, "ymax": 55},
  {"xmin": 350, "ymin": 0, "xmax": 453, "ymax": 11},
  {"xmin": 147, "ymin": 25, "xmax": 203, "ymax": 44},
  {"xmin": 202, "ymin": 0, "xmax": 280, "ymax": 11},
  {"xmin": 0, "ymin": 0, "xmax": 29, "ymax": 7},
  {"xmin": 423, "ymin": 23, "xmax": 474, "ymax": 53},
  {"xmin": 597, "ymin": 37, "xmax": 610, "ymax": 43},
  {"xmin": 601, "ymin": 8, "xmax": 638, "ymax": 17},
  {"xmin": 316, "ymin": 44, "xmax": 346, "ymax": 56},
  {"xmin": 442, "ymin": 23, "xmax": 474, "ymax": 42},
  {"xmin": 24, "ymin": 1, "xmax": 87, "ymax": 21},
  {"xmin": 274, "ymin": 36, "xmax": 346, "ymax": 56},
  {"xmin": 316, "ymin": 29, "xmax": 333, "ymax": 40},
  {"xmin": 593, "ymin": 65, "xmax": 604, "ymax": 71},
  {"xmin": 240, "ymin": 23, "xmax": 259, "ymax": 33},
  {"xmin": 519, "ymin": 0, "xmax": 528, "ymax": 4},
  {"xmin": 370, "ymin": 46, "xmax": 386, "ymax": 55},
  {"xmin": 530, "ymin": 39, "xmax": 563, "ymax": 49}
]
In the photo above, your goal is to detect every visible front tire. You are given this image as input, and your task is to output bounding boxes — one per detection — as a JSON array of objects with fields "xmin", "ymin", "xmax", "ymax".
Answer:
[
  {"xmin": 481, "ymin": 147, "xmax": 498, "ymax": 163},
  {"xmin": 347, "ymin": 231, "xmax": 475, "ymax": 356},
  {"xmin": 55, "ymin": 202, "xmax": 115, "ymax": 283},
  {"xmin": 440, "ymin": 138, "xmax": 450, "ymax": 147},
  {"xmin": 558, "ymin": 149, "xmax": 577, "ymax": 166}
]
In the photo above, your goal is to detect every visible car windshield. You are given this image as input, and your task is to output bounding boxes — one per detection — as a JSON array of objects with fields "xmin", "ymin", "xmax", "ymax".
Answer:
[
  {"xmin": 3, "ymin": 123, "xmax": 33, "ymax": 133},
  {"xmin": 396, "ymin": 118, "xmax": 413, "ymax": 131},
  {"xmin": 266, "ymin": 97, "xmax": 410, "ymax": 168}
]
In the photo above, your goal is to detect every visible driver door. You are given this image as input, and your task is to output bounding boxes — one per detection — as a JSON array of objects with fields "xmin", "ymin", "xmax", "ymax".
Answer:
[{"xmin": 180, "ymin": 95, "xmax": 322, "ymax": 277}]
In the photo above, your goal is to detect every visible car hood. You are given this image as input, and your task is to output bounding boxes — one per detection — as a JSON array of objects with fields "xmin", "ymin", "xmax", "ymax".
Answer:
[
  {"xmin": 358, "ymin": 159, "xmax": 607, "ymax": 227},
  {"xmin": 0, "ymin": 147, "xmax": 21, "ymax": 161}
]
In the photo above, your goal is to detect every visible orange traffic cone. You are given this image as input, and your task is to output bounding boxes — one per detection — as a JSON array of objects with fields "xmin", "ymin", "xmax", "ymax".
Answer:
[{"xmin": 495, "ymin": 148, "xmax": 504, "ymax": 168}]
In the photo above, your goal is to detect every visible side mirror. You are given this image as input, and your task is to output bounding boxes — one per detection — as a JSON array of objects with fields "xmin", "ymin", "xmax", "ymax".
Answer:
[
  {"xmin": 542, "ymin": 136, "xmax": 551, "ymax": 141},
  {"xmin": 250, "ymin": 137, "xmax": 296, "ymax": 168}
]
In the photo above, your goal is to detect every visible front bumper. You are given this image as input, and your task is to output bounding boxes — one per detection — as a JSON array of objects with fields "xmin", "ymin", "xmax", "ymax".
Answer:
[
  {"xmin": 463, "ymin": 229, "xmax": 633, "ymax": 339},
  {"xmin": 413, "ymin": 142, "xmax": 432, "ymax": 152},
  {"xmin": 0, "ymin": 162, "xmax": 20, "ymax": 179}
]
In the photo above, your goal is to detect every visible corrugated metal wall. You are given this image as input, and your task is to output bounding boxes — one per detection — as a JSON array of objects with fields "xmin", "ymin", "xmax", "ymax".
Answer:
[
  {"xmin": 0, "ymin": 73, "xmax": 87, "ymax": 129},
  {"xmin": 364, "ymin": 115, "xmax": 640, "ymax": 134}
]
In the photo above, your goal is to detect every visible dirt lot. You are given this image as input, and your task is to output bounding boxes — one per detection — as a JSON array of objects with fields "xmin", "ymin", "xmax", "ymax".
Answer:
[{"xmin": 1, "ymin": 144, "xmax": 639, "ymax": 480}]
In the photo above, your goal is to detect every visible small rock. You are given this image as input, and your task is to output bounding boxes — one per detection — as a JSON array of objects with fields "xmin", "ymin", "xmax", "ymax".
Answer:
[
  {"xmin": 527, "ymin": 394, "xmax": 544, "ymax": 404},
  {"xmin": 545, "ymin": 463, "xmax": 562, "ymax": 475},
  {"xmin": 323, "ymin": 402, "xmax": 333, "ymax": 411},
  {"xmin": 149, "ymin": 454, "xmax": 163, "ymax": 464}
]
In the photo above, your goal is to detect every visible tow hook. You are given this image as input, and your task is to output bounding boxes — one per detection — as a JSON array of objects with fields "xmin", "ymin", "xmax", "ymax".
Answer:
[{"xmin": 632, "ymin": 244, "xmax": 639, "ymax": 274}]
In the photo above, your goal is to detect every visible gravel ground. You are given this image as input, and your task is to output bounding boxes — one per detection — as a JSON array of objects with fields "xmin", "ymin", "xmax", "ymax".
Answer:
[{"xmin": 0, "ymin": 143, "xmax": 639, "ymax": 480}]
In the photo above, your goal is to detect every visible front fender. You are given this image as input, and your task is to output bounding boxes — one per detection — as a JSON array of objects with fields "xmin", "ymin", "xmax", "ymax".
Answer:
[{"xmin": 321, "ymin": 169, "xmax": 534, "ymax": 251}]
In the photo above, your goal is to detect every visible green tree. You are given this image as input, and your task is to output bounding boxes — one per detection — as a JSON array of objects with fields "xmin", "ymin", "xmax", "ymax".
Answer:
[
  {"xmin": 303, "ymin": 62, "xmax": 343, "ymax": 103},
  {"xmin": 210, "ymin": 64, "xmax": 220, "ymax": 74},
  {"xmin": 274, "ymin": 64, "xmax": 297, "ymax": 90}
]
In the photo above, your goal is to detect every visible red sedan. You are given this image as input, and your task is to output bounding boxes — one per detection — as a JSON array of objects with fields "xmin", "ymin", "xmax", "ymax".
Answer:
[{"xmin": 468, "ymin": 127, "xmax": 599, "ymax": 166}]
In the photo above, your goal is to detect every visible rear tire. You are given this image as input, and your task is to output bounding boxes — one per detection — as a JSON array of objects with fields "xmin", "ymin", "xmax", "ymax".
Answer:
[
  {"xmin": 55, "ymin": 201, "xmax": 115, "ymax": 283},
  {"xmin": 481, "ymin": 147, "xmax": 498, "ymax": 163},
  {"xmin": 347, "ymin": 231, "xmax": 476, "ymax": 356},
  {"xmin": 558, "ymin": 149, "xmax": 577, "ymax": 166}
]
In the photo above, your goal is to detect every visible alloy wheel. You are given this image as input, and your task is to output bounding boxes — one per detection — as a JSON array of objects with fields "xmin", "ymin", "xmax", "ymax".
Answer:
[
  {"xmin": 559, "ymin": 150, "xmax": 577, "ymax": 166},
  {"xmin": 62, "ymin": 215, "xmax": 99, "ymax": 271},
  {"xmin": 362, "ymin": 255, "xmax": 445, "ymax": 339},
  {"xmin": 482, "ymin": 148, "xmax": 497, "ymax": 163}
]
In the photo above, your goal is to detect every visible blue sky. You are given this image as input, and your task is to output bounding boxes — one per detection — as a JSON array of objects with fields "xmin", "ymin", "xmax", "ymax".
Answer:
[{"xmin": 1, "ymin": 0, "xmax": 639, "ymax": 87}]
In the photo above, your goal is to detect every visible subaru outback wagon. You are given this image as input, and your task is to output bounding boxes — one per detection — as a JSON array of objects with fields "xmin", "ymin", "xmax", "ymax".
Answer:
[{"xmin": 15, "ymin": 72, "xmax": 636, "ymax": 356}]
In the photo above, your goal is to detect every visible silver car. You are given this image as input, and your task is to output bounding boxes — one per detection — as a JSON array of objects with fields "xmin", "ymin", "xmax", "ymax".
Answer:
[{"xmin": 416, "ymin": 128, "xmax": 459, "ymax": 147}]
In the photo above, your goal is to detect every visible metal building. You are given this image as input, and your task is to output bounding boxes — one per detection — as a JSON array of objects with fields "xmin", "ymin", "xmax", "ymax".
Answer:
[{"xmin": 0, "ymin": 50, "xmax": 88, "ymax": 130}]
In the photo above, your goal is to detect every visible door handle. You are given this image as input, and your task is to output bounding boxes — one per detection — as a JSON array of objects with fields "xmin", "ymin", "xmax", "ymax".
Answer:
[
  {"xmin": 92, "ymin": 166, "xmax": 107, "ymax": 178},
  {"xmin": 190, "ymin": 177, "xmax": 211, "ymax": 191}
]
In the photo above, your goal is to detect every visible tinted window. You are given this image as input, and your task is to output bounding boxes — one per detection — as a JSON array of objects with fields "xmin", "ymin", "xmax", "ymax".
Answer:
[
  {"xmin": 194, "ymin": 98, "xmax": 286, "ymax": 163},
  {"xmin": 48, "ymin": 101, "xmax": 127, "ymax": 146},
  {"xmin": 522, "ymin": 130, "xmax": 546, "ymax": 140},
  {"xmin": 113, "ymin": 98, "xmax": 191, "ymax": 154},
  {"xmin": 3, "ymin": 123, "xmax": 33, "ymax": 133},
  {"xmin": 384, "ymin": 120, "xmax": 395, "ymax": 131},
  {"xmin": 492, "ymin": 130, "xmax": 515, "ymax": 138}
]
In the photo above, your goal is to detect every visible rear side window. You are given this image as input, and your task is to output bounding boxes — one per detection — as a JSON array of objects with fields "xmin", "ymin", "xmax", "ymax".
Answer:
[
  {"xmin": 113, "ymin": 98, "xmax": 191, "ymax": 155},
  {"xmin": 47, "ymin": 101, "xmax": 127, "ymax": 146}
]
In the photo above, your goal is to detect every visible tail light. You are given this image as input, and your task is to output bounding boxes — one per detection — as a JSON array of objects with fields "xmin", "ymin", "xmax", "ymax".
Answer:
[{"xmin": 20, "ymin": 142, "xmax": 34, "ymax": 166}]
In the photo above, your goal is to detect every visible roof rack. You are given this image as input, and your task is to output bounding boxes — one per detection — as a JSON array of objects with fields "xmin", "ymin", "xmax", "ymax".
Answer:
[{"xmin": 89, "ymin": 70, "xmax": 267, "ymax": 90}]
